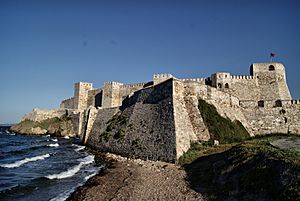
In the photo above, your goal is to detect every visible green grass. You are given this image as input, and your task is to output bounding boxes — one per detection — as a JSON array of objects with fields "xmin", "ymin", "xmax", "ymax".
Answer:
[
  {"xmin": 181, "ymin": 135, "xmax": 300, "ymax": 201},
  {"xmin": 100, "ymin": 112, "xmax": 129, "ymax": 142},
  {"xmin": 10, "ymin": 115, "xmax": 72, "ymax": 136},
  {"xmin": 37, "ymin": 117, "xmax": 61, "ymax": 129},
  {"xmin": 198, "ymin": 99, "xmax": 249, "ymax": 144}
]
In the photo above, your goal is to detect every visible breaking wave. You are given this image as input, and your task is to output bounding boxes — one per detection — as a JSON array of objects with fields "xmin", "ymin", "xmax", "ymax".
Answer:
[
  {"xmin": 49, "ymin": 171, "xmax": 99, "ymax": 201},
  {"xmin": 73, "ymin": 144, "xmax": 85, "ymax": 152},
  {"xmin": 45, "ymin": 155, "xmax": 94, "ymax": 180},
  {"xmin": 0, "ymin": 154, "xmax": 50, "ymax": 168},
  {"xmin": 51, "ymin": 138, "xmax": 58, "ymax": 142},
  {"xmin": 47, "ymin": 143, "xmax": 59, "ymax": 147}
]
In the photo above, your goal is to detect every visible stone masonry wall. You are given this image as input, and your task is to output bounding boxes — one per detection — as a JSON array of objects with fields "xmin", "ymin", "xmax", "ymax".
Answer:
[
  {"xmin": 22, "ymin": 109, "xmax": 67, "ymax": 122},
  {"xmin": 74, "ymin": 82, "xmax": 93, "ymax": 110},
  {"xmin": 241, "ymin": 100, "xmax": 300, "ymax": 135},
  {"xmin": 87, "ymin": 89, "xmax": 102, "ymax": 108},
  {"xmin": 84, "ymin": 79, "xmax": 178, "ymax": 162},
  {"xmin": 182, "ymin": 80, "xmax": 253, "ymax": 136},
  {"xmin": 60, "ymin": 97, "xmax": 74, "ymax": 109},
  {"xmin": 172, "ymin": 80, "xmax": 199, "ymax": 158}
]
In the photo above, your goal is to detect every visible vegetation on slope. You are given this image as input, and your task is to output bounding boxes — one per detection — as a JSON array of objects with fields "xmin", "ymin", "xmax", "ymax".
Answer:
[
  {"xmin": 180, "ymin": 135, "xmax": 300, "ymax": 201},
  {"xmin": 99, "ymin": 112, "xmax": 128, "ymax": 142},
  {"xmin": 10, "ymin": 115, "xmax": 73, "ymax": 136},
  {"xmin": 198, "ymin": 99, "xmax": 249, "ymax": 144}
]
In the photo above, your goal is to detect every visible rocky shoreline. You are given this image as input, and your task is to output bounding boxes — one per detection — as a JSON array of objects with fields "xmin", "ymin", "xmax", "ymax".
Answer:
[{"xmin": 67, "ymin": 152, "xmax": 205, "ymax": 201}]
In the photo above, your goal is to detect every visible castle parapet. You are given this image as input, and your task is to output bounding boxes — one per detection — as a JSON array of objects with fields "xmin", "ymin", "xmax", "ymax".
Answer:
[
  {"xmin": 121, "ymin": 83, "xmax": 146, "ymax": 89},
  {"xmin": 60, "ymin": 97, "xmax": 74, "ymax": 109},
  {"xmin": 180, "ymin": 78, "xmax": 206, "ymax": 83},
  {"xmin": 230, "ymin": 75, "xmax": 254, "ymax": 79},
  {"xmin": 291, "ymin": 100, "xmax": 300, "ymax": 105},
  {"xmin": 103, "ymin": 81, "xmax": 124, "ymax": 87},
  {"xmin": 153, "ymin": 74, "xmax": 174, "ymax": 85}
]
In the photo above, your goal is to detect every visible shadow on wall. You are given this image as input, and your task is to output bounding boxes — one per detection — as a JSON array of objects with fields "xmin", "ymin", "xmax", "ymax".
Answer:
[{"xmin": 95, "ymin": 91, "xmax": 103, "ymax": 108}]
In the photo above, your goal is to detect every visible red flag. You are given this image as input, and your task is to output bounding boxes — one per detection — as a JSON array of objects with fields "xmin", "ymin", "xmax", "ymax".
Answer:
[{"xmin": 270, "ymin": 53, "xmax": 276, "ymax": 57}]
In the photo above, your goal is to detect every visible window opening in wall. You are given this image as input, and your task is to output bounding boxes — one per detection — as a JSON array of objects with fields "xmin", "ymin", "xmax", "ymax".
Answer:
[
  {"xmin": 275, "ymin": 100, "xmax": 282, "ymax": 107},
  {"xmin": 225, "ymin": 83, "xmax": 229, "ymax": 88},
  {"xmin": 284, "ymin": 117, "xmax": 288, "ymax": 123},
  {"xmin": 218, "ymin": 83, "xmax": 222, "ymax": 88},
  {"xmin": 258, "ymin": 100, "xmax": 264, "ymax": 107},
  {"xmin": 269, "ymin": 65, "xmax": 275, "ymax": 71}
]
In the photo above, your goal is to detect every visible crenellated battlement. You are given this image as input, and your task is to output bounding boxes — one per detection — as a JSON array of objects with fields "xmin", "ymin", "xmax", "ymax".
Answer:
[
  {"xmin": 291, "ymin": 100, "xmax": 300, "ymax": 105},
  {"xmin": 62, "ymin": 62, "xmax": 294, "ymax": 115},
  {"xmin": 103, "ymin": 81, "xmax": 124, "ymax": 87},
  {"xmin": 153, "ymin": 74, "xmax": 173, "ymax": 79},
  {"xmin": 121, "ymin": 83, "xmax": 146, "ymax": 88},
  {"xmin": 230, "ymin": 75, "xmax": 254, "ymax": 79},
  {"xmin": 180, "ymin": 78, "xmax": 206, "ymax": 82}
]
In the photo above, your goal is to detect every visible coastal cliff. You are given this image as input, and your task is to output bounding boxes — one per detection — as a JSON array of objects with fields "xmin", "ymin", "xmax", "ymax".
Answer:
[{"xmin": 10, "ymin": 109, "xmax": 83, "ymax": 137}]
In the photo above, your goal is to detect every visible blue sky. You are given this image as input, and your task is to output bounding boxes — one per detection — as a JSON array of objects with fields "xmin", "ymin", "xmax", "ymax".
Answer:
[{"xmin": 0, "ymin": 0, "xmax": 299, "ymax": 124}]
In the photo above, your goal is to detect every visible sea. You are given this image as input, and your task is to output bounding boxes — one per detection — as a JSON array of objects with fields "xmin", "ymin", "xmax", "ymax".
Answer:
[{"xmin": 0, "ymin": 126, "xmax": 102, "ymax": 201}]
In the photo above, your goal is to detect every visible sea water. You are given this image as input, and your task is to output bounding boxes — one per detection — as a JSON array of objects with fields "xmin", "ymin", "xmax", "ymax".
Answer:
[{"xmin": 0, "ymin": 129, "xmax": 102, "ymax": 201}]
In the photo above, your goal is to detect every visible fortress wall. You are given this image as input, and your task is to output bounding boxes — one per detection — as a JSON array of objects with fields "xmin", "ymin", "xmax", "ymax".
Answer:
[
  {"xmin": 242, "ymin": 104, "xmax": 300, "ymax": 135},
  {"xmin": 172, "ymin": 80, "xmax": 199, "ymax": 158},
  {"xmin": 180, "ymin": 78, "xmax": 206, "ymax": 84},
  {"xmin": 153, "ymin": 74, "xmax": 173, "ymax": 85},
  {"xmin": 120, "ymin": 83, "xmax": 146, "ymax": 89},
  {"xmin": 87, "ymin": 89, "xmax": 102, "ymax": 108},
  {"xmin": 230, "ymin": 75, "xmax": 254, "ymax": 79},
  {"xmin": 20, "ymin": 108, "xmax": 84, "ymax": 137},
  {"xmin": 84, "ymin": 79, "xmax": 178, "ymax": 162},
  {"xmin": 22, "ymin": 109, "xmax": 67, "ymax": 122},
  {"xmin": 223, "ymin": 78, "xmax": 259, "ymax": 101},
  {"xmin": 67, "ymin": 109, "xmax": 85, "ymax": 137},
  {"xmin": 119, "ymin": 84, "xmax": 145, "ymax": 103},
  {"xmin": 182, "ymin": 81, "xmax": 253, "ymax": 135},
  {"xmin": 60, "ymin": 97, "xmax": 74, "ymax": 109}
]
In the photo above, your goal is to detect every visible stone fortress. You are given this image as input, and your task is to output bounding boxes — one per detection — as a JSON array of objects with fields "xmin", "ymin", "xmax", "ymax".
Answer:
[{"xmin": 23, "ymin": 62, "xmax": 300, "ymax": 162}]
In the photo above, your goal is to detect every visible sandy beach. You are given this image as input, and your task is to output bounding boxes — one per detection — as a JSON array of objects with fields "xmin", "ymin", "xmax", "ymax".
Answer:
[{"xmin": 67, "ymin": 153, "xmax": 204, "ymax": 201}]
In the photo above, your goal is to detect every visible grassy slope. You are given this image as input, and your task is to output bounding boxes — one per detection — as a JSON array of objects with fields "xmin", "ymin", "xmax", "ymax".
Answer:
[
  {"xmin": 198, "ymin": 99, "xmax": 249, "ymax": 144},
  {"xmin": 180, "ymin": 135, "xmax": 300, "ymax": 201},
  {"xmin": 180, "ymin": 100, "xmax": 299, "ymax": 200},
  {"xmin": 10, "ymin": 115, "xmax": 73, "ymax": 136}
]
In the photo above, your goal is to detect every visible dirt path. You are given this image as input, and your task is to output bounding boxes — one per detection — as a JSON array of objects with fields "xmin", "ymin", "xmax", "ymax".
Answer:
[{"xmin": 67, "ymin": 154, "xmax": 205, "ymax": 201}]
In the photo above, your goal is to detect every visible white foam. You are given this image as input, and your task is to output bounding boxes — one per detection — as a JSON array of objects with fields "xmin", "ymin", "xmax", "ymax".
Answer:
[
  {"xmin": 51, "ymin": 138, "xmax": 58, "ymax": 142},
  {"xmin": 0, "ymin": 154, "xmax": 50, "ymax": 168},
  {"xmin": 49, "ymin": 187, "xmax": 76, "ymax": 201},
  {"xmin": 63, "ymin": 136, "xmax": 70, "ymax": 139},
  {"xmin": 73, "ymin": 144, "xmax": 85, "ymax": 152},
  {"xmin": 84, "ymin": 172, "xmax": 97, "ymax": 181},
  {"xmin": 49, "ymin": 168, "xmax": 99, "ymax": 201},
  {"xmin": 46, "ymin": 155, "xmax": 94, "ymax": 180},
  {"xmin": 47, "ymin": 143, "xmax": 59, "ymax": 147}
]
